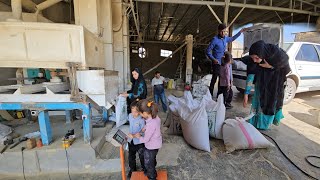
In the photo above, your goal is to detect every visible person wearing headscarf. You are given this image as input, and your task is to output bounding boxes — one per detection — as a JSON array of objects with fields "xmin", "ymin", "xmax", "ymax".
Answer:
[
  {"xmin": 243, "ymin": 40, "xmax": 291, "ymax": 130},
  {"xmin": 121, "ymin": 68, "xmax": 147, "ymax": 111}
]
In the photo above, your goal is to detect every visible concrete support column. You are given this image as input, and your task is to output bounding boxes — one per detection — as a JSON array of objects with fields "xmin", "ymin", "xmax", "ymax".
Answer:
[
  {"xmin": 100, "ymin": 0, "xmax": 114, "ymax": 70},
  {"xmin": 122, "ymin": 7, "xmax": 130, "ymax": 90},
  {"xmin": 112, "ymin": 0, "xmax": 127, "ymax": 92},
  {"xmin": 11, "ymin": 0, "xmax": 22, "ymax": 20},
  {"xmin": 185, "ymin": 34, "xmax": 193, "ymax": 84},
  {"xmin": 74, "ymin": 0, "xmax": 100, "ymax": 35}
]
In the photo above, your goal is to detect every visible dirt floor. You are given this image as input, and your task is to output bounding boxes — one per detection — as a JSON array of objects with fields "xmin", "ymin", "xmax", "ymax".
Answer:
[{"xmin": 2, "ymin": 88, "xmax": 320, "ymax": 180}]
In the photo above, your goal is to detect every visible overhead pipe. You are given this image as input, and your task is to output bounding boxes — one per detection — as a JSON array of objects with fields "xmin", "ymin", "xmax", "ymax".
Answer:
[{"xmin": 11, "ymin": 0, "xmax": 22, "ymax": 20}]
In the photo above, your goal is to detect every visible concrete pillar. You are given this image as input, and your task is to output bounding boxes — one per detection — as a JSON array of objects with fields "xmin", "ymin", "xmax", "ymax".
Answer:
[
  {"xmin": 122, "ymin": 6, "xmax": 130, "ymax": 90},
  {"xmin": 11, "ymin": 0, "xmax": 22, "ymax": 20},
  {"xmin": 100, "ymin": 0, "xmax": 114, "ymax": 70},
  {"xmin": 112, "ymin": 0, "xmax": 126, "ymax": 92},
  {"xmin": 185, "ymin": 34, "xmax": 193, "ymax": 84},
  {"xmin": 73, "ymin": 0, "xmax": 100, "ymax": 35}
]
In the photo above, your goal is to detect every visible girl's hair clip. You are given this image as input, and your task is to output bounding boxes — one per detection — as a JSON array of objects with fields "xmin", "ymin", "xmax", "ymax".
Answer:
[{"xmin": 147, "ymin": 101, "xmax": 153, "ymax": 107}]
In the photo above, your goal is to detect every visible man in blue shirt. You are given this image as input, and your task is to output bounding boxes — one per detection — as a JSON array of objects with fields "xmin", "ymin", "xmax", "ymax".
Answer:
[{"xmin": 206, "ymin": 23, "xmax": 248, "ymax": 96}]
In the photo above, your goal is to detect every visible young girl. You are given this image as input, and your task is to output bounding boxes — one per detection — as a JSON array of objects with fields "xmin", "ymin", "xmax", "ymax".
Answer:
[
  {"xmin": 127, "ymin": 100, "xmax": 146, "ymax": 178},
  {"xmin": 218, "ymin": 52, "xmax": 233, "ymax": 109},
  {"xmin": 129, "ymin": 99, "xmax": 162, "ymax": 180}
]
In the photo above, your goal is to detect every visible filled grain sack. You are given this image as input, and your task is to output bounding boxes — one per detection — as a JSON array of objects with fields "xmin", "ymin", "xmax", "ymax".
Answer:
[
  {"xmin": 177, "ymin": 91, "xmax": 210, "ymax": 152},
  {"xmin": 222, "ymin": 118, "xmax": 274, "ymax": 153},
  {"xmin": 205, "ymin": 93, "xmax": 226, "ymax": 139}
]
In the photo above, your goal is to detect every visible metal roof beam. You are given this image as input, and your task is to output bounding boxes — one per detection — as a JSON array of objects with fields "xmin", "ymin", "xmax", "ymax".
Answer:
[
  {"xmin": 173, "ymin": 6, "xmax": 205, "ymax": 43},
  {"xmin": 166, "ymin": 5, "xmax": 191, "ymax": 41},
  {"xmin": 135, "ymin": 0, "xmax": 320, "ymax": 16},
  {"xmin": 207, "ymin": 4, "xmax": 222, "ymax": 24},
  {"xmin": 160, "ymin": 4, "xmax": 179, "ymax": 41}
]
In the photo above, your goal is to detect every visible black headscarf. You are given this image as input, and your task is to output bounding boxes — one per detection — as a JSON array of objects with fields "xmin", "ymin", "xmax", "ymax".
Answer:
[
  {"xmin": 249, "ymin": 40, "xmax": 291, "ymax": 115},
  {"xmin": 128, "ymin": 68, "xmax": 147, "ymax": 99}
]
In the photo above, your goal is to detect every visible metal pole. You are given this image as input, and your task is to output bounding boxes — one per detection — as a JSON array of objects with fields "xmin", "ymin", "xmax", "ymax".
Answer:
[
  {"xmin": 143, "ymin": 42, "xmax": 187, "ymax": 76},
  {"xmin": 120, "ymin": 146, "xmax": 126, "ymax": 180}
]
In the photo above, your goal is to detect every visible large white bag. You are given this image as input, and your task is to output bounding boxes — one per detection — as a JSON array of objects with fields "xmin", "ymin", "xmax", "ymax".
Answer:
[
  {"xmin": 222, "ymin": 118, "xmax": 274, "ymax": 153},
  {"xmin": 205, "ymin": 94, "xmax": 226, "ymax": 139},
  {"xmin": 177, "ymin": 91, "xmax": 210, "ymax": 152},
  {"xmin": 115, "ymin": 96, "xmax": 128, "ymax": 127}
]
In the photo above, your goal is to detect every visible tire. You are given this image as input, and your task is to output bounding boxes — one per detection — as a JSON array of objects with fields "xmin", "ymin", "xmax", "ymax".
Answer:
[{"xmin": 283, "ymin": 78, "xmax": 297, "ymax": 105}]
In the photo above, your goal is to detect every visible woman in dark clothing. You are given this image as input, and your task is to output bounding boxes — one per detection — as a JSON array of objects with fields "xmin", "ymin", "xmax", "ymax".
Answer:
[
  {"xmin": 121, "ymin": 68, "xmax": 147, "ymax": 111},
  {"xmin": 243, "ymin": 40, "xmax": 291, "ymax": 130}
]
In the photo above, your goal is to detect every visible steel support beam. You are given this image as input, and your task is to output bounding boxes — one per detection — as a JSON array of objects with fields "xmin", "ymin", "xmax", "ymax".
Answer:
[
  {"xmin": 130, "ymin": 0, "xmax": 140, "ymax": 40},
  {"xmin": 207, "ymin": 4, "xmax": 222, "ymax": 24},
  {"xmin": 143, "ymin": 42, "xmax": 187, "ymax": 76},
  {"xmin": 275, "ymin": 11, "xmax": 285, "ymax": 24},
  {"xmin": 166, "ymin": 5, "xmax": 191, "ymax": 41},
  {"xmin": 160, "ymin": 4, "xmax": 179, "ymax": 41},
  {"xmin": 228, "ymin": 7, "xmax": 245, "ymax": 28},
  {"xmin": 135, "ymin": 0, "xmax": 320, "ymax": 16}
]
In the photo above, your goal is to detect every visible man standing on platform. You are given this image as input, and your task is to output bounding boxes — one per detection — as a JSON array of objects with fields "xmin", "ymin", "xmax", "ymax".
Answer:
[{"xmin": 206, "ymin": 23, "xmax": 248, "ymax": 96}]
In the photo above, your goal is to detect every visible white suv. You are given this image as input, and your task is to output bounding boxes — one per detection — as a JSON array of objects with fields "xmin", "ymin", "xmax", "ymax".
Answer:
[{"xmin": 233, "ymin": 41, "xmax": 320, "ymax": 104}]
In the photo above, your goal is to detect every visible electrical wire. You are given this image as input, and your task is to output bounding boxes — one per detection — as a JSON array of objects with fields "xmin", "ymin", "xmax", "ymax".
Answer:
[
  {"xmin": 261, "ymin": 132, "xmax": 319, "ymax": 180},
  {"xmin": 64, "ymin": 142, "xmax": 72, "ymax": 180},
  {"xmin": 21, "ymin": 147, "xmax": 26, "ymax": 180}
]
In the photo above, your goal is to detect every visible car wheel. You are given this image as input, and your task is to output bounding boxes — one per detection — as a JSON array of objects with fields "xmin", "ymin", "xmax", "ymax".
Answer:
[
  {"xmin": 236, "ymin": 87, "xmax": 245, "ymax": 94},
  {"xmin": 284, "ymin": 78, "xmax": 296, "ymax": 105}
]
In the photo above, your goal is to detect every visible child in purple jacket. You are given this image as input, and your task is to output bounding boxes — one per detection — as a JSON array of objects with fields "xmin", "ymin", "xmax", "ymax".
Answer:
[
  {"xmin": 129, "ymin": 99, "xmax": 162, "ymax": 180},
  {"xmin": 218, "ymin": 52, "xmax": 233, "ymax": 109}
]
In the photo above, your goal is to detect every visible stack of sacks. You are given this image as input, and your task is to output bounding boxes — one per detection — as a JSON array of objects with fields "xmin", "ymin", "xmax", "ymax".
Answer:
[
  {"xmin": 192, "ymin": 79, "xmax": 226, "ymax": 139},
  {"xmin": 222, "ymin": 117, "xmax": 274, "ymax": 153},
  {"xmin": 168, "ymin": 91, "xmax": 210, "ymax": 152}
]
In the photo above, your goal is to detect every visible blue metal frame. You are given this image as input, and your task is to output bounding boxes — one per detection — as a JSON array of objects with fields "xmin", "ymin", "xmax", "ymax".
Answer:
[{"xmin": 0, "ymin": 102, "xmax": 92, "ymax": 145}]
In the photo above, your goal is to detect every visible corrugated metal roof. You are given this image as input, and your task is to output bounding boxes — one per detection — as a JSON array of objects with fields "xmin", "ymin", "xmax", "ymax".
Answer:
[{"xmin": 130, "ymin": 0, "xmax": 320, "ymax": 44}]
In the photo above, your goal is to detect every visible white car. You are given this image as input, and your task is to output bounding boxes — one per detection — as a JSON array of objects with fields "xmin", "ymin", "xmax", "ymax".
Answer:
[{"xmin": 233, "ymin": 41, "xmax": 320, "ymax": 104}]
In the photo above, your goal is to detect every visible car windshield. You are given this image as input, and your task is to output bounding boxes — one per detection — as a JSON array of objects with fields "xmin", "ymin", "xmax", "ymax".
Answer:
[{"xmin": 282, "ymin": 43, "xmax": 293, "ymax": 52}]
